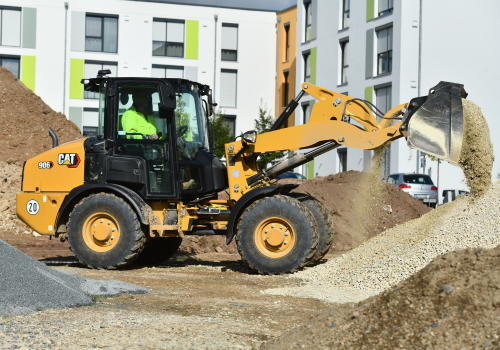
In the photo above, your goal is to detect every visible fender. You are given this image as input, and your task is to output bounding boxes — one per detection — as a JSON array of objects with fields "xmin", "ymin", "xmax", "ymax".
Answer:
[
  {"xmin": 225, "ymin": 184, "xmax": 298, "ymax": 245},
  {"xmin": 55, "ymin": 183, "xmax": 154, "ymax": 231}
]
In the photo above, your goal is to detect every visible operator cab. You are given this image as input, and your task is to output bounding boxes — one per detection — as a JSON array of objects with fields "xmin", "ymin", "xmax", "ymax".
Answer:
[{"xmin": 81, "ymin": 71, "xmax": 227, "ymax": 201}]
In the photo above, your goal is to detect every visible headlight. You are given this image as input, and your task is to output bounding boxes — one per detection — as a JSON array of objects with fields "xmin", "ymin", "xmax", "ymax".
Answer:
[{"xmin": 242, "ymin": 131, "xmax": 257, "ymax": 144}]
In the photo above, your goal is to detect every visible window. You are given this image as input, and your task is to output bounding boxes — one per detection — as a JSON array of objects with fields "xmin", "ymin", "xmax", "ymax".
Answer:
[
  {"xmin": 283, "ymin": 71, "xmax": 289, "ymax": 107},
  {"xmin": 340, "ymin": 41, "xmax": 349, "ymax": 85},
  {"xmin": 220, "ymin": 69, "xmax": 237, "ymax": 108},
  {"xmin": 224, "ymin": 115, "xmax": 236, "ymax": 137},
  {"xmin": 221, "ymin": 23, "xmax": 238, "ymax": 61},
  {"xmin": 378, "ymin": 0, "xmax": 394, "ymax": 16},
  {"xmin": 83, "ymin": 108, "xmax": 99, "ymax": 137},
  {"xmin": 152, "ymin": 19, "xmax": 184, "ymax": 57},
  {"xmin": 376, "ymin": 85, "xmax": 392, "ymax": 115},
  {"xmin": 85, "ymin": 14, "xmax": 118, "ymax": 53},
  {"xmin": 303, "ymin": 52, "xmax": 310, "ymax": 83},
  {"xmin": 403, "ymin": 174, "xmax": 434, "ymax": 185},
  {"xmin": 0, "ymin": 7, "xmax": 21, "ymax": 46},
  {"xmin": 304, "ymin": 1, "xmax": 312, "ymax": 41},
  {"xmin": 151, "ymin": 65, "xmax": 184, "ymax": 79},
  {"xmin": 0, "ymin": 56, "xmax": 20, "ymax": 79},
  {"xmin": 342, "ymin": 0, "xmax": 350, "ymax": 29},
  {"xmin": 377, "ymin": 26, "xmax": 393, "ymax": 75},
  {"xmin": 337, "ymin": 148, "xmax": 347, "ymax": 172},
  {"xmin": 284, "ymin": 23, "xmax": 290, "ymax": 61},
  {"xmin": 84, "ymin": 61, "xmax": 117, "ymax": 99}
]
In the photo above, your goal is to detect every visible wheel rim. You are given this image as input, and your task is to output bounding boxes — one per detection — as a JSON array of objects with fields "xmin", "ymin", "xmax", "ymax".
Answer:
[
  {"xmin": 82, "ymin": 212, "xmax": 121, "ymax": 252},
  {"xmin": 254, "ymin": 217, "xmax": 296, "ymax": 258}
]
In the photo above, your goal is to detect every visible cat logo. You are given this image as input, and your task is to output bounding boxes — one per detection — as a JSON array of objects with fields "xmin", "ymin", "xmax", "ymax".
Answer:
[{"xmin": 58, "ymin": 153, "xmax": 81, "ymax": 168}]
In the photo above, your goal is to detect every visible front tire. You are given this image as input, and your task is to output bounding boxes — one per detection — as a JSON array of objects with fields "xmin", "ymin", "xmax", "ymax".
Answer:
[
  {"xmin": 236, "ymin": 195, "xmax": 318, "ymax": 275},
  {"xmin": 67, "ymin": 193, "xmax": 146, "ymax": 269}
]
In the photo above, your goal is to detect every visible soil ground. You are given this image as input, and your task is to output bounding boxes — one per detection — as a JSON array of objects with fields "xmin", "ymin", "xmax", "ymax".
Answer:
[{"xmin": 0, "ymin": 233, "xmax": 334, "ymax": 349}]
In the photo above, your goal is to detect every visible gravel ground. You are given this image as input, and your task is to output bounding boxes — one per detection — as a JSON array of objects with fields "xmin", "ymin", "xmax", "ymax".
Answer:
[
  {"xmin": 0, "ymin": 307, "xmax": 254, "ymax": 349},
  {"xmin": 0, "ymin": 240, "xmax": 148, "ymax": 316},
  {"xmin": 264, "ymin": 181, "xmax": 500, "ymax": 303}
]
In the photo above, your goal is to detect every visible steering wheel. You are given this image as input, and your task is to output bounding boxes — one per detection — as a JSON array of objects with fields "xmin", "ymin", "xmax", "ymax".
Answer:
[{"xmin": 177, "ymin": 125, "xmax": 188, "ymax": 137}]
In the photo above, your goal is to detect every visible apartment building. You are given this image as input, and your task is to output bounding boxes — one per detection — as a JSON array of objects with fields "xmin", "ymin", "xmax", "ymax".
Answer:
[
  {"xmin": 293, "ymin": 0, "xmax": 500, "ymax": 198},
  {"xmin": 0, "ymin": 0, "xmax": 277, "ymax": 138},
  {"xmin": 276, "ymin": 5, "xmax": 297, "ymax": 128}
]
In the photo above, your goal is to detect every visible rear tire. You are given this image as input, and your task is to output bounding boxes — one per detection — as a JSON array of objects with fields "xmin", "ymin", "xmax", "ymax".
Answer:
[
  {"xmin": 67, "ymin": 193, "xmax": 146, "ymax": 269},
  {"xmin": 288, "ymin": 193, "xmax": 334, "ymax": 265},
  {"xmin": 236, "ymin": 195, "xmax": 318, "ymax": 275},
  {"xmin": 134, "ymin": 237, "xmax": 182, "ymax": 265}
]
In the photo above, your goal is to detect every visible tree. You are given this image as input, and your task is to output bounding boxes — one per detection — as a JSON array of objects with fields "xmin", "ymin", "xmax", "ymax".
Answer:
[
  {"xmin": 254, "ymin": 101, "xmax": 285, "ymax": 167},
  {"xmin": 208, "ymin": 108, "xmax": 233, "ymax": 159}
]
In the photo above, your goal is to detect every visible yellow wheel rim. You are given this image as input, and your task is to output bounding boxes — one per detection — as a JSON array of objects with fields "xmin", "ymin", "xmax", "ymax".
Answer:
[
  {"xmin": 82, "ymin": 212, "xmax": 120, "ymax": 252},
  {"xmin": 254, "ymin": 217, "xmax": 296, "ymax": 258}
]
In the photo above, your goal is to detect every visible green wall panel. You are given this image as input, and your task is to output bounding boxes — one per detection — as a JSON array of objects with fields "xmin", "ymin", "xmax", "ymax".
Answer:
[
  {"xmin": 308, "ymin": 159, "xmax": 315, "ymax": 179},
  {"xmin": 185, "ymin": 20, "xmax": 199, "ymax": 60},
  {"xmin": 22, "ymin": 8, "xmax": 37, "ymax": 49},
  {"xmin": 310, "ymin": 47, "xmax": 317, "ymax": 85},
  {"xmin": 367, "ymin": 0, "xmax": 374, "ymax": 21},
  {"xmin": 365, "ymin": 86, "xmax": 373, "ymax": 103},
  {"xmin": 69, "ymin": 59, "xmax": 84, "ymax": 99},
  {"xmin": 21, "ymin": 56, "xmax": 36, "ymax": 92}
]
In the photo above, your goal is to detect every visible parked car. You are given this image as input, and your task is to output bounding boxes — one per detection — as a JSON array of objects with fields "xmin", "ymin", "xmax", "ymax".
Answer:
[
  {"xmin": 442, "ymin": 189, "xmax": 469, "ymax": 204},
  {"xmin": 277, "ymin": 172, "xmax": 307, "ymax": 180},
  {"xmin": 384, "ymin": 173, "xmax": 438, "ymax": 208}
]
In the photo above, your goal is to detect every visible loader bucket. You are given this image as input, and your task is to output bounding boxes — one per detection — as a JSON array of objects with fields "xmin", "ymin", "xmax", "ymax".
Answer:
[{"xmin": 402, "ymin": 81, "xmax": 467, "ymax": 166}]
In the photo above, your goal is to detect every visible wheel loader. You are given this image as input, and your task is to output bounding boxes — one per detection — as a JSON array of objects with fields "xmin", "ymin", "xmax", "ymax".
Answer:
[{"xmin": 16, "ymin": 70, "xmax": 467, "ymax": 274}]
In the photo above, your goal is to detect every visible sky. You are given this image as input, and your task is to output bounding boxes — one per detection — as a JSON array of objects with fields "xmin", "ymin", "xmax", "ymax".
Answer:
[{"xmin": 140, "ymin": 0, "xmax": 297, "ymax": 11}]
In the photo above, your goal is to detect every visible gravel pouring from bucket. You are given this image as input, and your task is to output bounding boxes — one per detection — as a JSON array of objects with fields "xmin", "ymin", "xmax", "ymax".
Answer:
[{"xmin": 402, "ymin": 81, "xmax": 467, "ymax": 166}]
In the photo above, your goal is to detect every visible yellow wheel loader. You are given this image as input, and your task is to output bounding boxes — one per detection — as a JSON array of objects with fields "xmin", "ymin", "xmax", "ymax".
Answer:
[{"xmin": 16, "ymin": 70, "xmax": 467, "ymax": 274}]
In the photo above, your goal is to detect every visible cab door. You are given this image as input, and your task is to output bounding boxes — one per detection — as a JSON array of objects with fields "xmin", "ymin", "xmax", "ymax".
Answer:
[{"xmin": 110, "ymin": 82, "xmax": 177, "ymax": 199}]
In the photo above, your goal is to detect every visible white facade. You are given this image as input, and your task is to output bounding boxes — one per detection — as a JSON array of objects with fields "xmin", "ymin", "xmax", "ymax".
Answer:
[
  {"xmin": 0, "ymin": 0, "xmax": 277, "ymax": 137},
  {"xmin": 294, "ymin": 0, "xmax": 500, "ymax": 203}
]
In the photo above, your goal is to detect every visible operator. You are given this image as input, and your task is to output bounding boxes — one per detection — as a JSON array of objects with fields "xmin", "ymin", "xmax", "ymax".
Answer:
[{"xmin": 122, "ymin": 89, "xmax": 162, "ymax": 140}]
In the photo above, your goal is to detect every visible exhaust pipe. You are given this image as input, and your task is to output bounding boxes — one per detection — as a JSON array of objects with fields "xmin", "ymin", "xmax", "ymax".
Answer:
[{"xmin": 49, "ymin": 127, "xmax": 58, "ymax": 148}]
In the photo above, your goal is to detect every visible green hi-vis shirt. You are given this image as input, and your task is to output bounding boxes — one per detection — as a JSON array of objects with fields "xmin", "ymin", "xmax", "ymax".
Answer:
[{"xmin": 122, "ymin": 105, "xmax": 159, "ymax": 139}]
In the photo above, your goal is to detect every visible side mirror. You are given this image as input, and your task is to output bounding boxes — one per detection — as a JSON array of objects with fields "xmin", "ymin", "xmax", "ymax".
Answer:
[
  {"xmin": 207, "ymin": 90, "xmax": 213, "ymax": 116},
  {"xmin": 159, "ymin": 84, "xmax": 176, "ymax": 110}
]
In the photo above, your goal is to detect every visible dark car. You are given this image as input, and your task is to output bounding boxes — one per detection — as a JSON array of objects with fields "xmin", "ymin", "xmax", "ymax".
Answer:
[{"xmin": 277, "ymin": 172, "xmax": 307, "ymax": 180}]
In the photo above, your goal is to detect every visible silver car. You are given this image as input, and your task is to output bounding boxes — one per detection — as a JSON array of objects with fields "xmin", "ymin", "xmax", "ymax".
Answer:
[{"xmin": 384, "ymin": 173, "xmax": 438, "ymax": 208}]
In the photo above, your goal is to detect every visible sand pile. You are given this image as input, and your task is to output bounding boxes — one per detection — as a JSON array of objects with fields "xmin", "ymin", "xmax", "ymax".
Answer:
[
  {"xmin": 262, "ymin": 245, "xmax": 500, "ymax": 350},
  {"xmin": 0, "ymin": 66, "xmax": 82, "ymax": 164}
]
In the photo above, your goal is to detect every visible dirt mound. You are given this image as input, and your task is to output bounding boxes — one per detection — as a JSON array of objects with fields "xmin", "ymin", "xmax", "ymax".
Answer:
[
  {"xmin": 278, "ymin": 170, "xmax": 431, "ymax": 253},
  {"xmin": 0, "ymin": 66, "xmax": 81, "ymax": 164},
  {"xmin": 459, "ymin": 99, "xmax": 494, "ymax": 197},
  {"xmin": 262, "ymin": 245, "xmax": 500, "ymax": 350},
  {"xmin": 0, "ymin": 161, "xmax": 29, "ymax": 234}
]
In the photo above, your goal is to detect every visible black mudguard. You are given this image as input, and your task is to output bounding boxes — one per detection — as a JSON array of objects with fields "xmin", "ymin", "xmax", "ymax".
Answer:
[
  {"xmin": 225, "ymin": 184, "xmax": 298, "ymax": 245},
  {"xmin": 55, "ymin": 183, "xmax": 154, "ymax": 232}
]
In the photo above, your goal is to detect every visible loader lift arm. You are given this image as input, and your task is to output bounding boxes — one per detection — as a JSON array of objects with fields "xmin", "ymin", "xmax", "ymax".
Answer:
[
  {"xmin": 224, "ymin": 81, "xmax": 466, "ymax": 202},
  {"xmin": 224, "ymin": 82, "xmax": 406, "ymax": 202}
]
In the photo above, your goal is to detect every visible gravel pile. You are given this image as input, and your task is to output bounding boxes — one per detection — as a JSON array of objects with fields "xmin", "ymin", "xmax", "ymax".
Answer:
[
  {"xmin": 0, "ymin": 239, "xmax": 149, "ymax": 316},
  {"xmin": 264, "ymin": 99, "xmax": 498, "ymax": 303}
]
